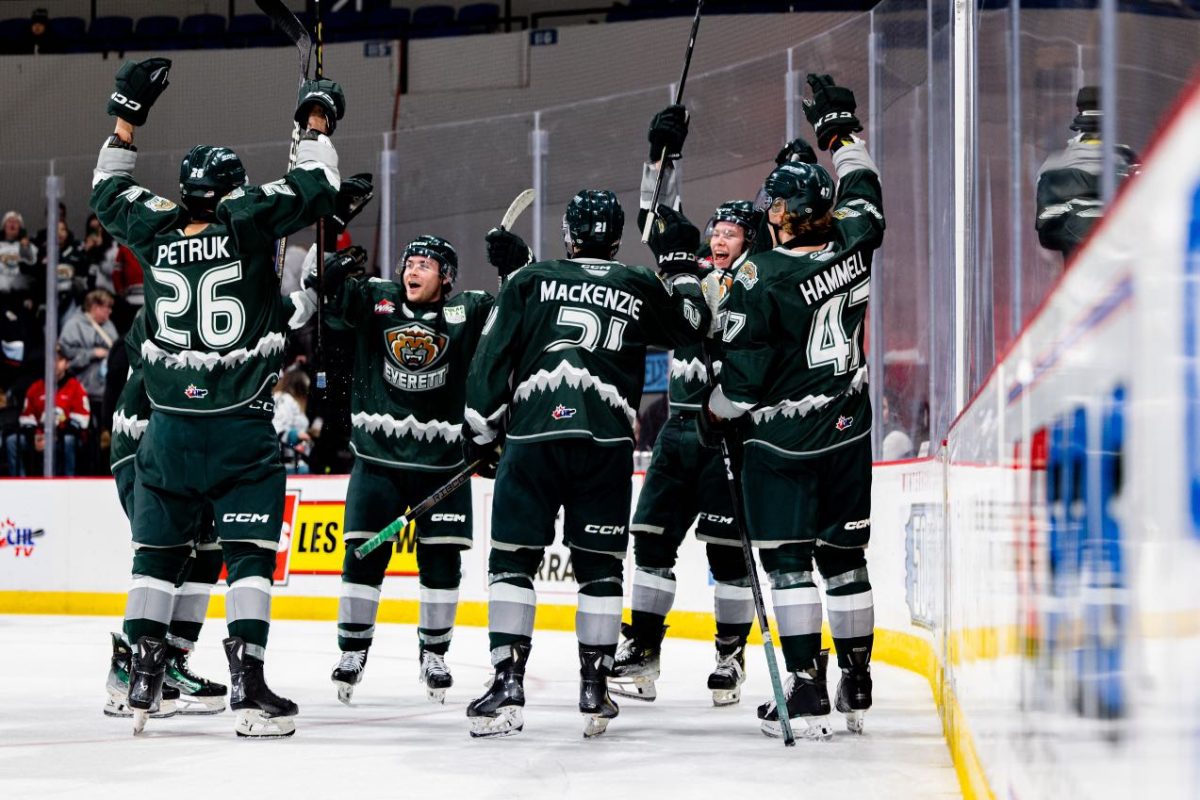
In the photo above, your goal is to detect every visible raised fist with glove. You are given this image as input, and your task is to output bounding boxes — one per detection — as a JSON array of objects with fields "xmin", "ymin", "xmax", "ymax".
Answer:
[
  {"xmin": 304, "ymin": 244, "xmax": 367, "ymax": 297},
  {"xmin": 107, "ymin": 58, "xmax": 172, "ymax": 126},
  {"xmin": 648, "ymin": 104, "xmax": 689, "ymax": 163},
  {"xmin": 295, "ymin": 79, "xmax": 346, "ymax": 135},
  {"xmin": 330, "ymin": 173, "xmax": 374, "ymax": 232},
  {"xmin": 802, "ymin": 74, "xmax": 862, "ymax": 151},
  {"xmin": 646, "ymin": 205, "xmax": 701, "ymax": 275},
  {"xmin": 775, "ymin": 137, "xmax": 818, "ymax": 166},
  {"xmin": 485, "ymin": 227, "xmax": 534, "ymax": 278}
]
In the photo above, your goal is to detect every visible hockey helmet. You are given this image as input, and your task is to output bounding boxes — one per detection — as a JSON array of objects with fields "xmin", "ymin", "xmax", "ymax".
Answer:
[
  {"xmin": 402, "ymin": 234, "xmax": 458, "ymax": 285},
  {"xmin": 562, "ymin": 189, "xmax": 624, "ymax": 258},
  {"xmin": 706, "ymin": 199, "xmax": 758, "ymax": 244},
  {"xmin": 763, "ymin": 162, "xmax": 835, "ymax": 221},
  {"xmin": 179, "ymin": 145, "xmax": 246, "ymax": 200}
]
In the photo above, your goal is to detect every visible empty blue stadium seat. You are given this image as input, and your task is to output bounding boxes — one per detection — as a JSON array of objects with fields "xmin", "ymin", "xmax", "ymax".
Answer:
[
  {"xmin": 89, "ymin": 15, "xmax": 134, "ymax": 52},
  {"xmin": 227, "ymin": 13, "xmax": 272, "ymax": 48},
  {"xmin": 411, "ymin": 4, "xmax": 456, "ymax": 37},
  {"xmin": 181, "ymin": 13, "xmax": 226, "ymax": 48},
  {"xmin": 458, "ymin": 3, "xmax": 500, "ymax": 33},
  {"xmin": 366, "ymin": 6, "xmax": 411, "ymax": 36},
  {"xmin": 49, "ymin": 16, "xmax": 87, "ymax": 51},
  {"xmin": 133, "ymin": 15, "xmax": 181, "ymax": 50}
]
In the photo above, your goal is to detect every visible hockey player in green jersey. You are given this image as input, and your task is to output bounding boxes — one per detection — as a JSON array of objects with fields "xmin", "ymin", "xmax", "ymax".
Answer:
[
  {"xmin": 91, "ymin": 56, "xmax": 347, "ymax": 737},
  {"xmin": 462, "ymin": 189, "xmax": 711, "ymax": 739},
  {"xmin": 613, "ymin": 104, "xmax": 757, "ymax": 706},
  {"xmin": 323, "ymin": 233, "xmax": 495, "ymax": 705},
  {"xmin": 704, "ymin": 75, "xmax": 883, "ymax": 739}
]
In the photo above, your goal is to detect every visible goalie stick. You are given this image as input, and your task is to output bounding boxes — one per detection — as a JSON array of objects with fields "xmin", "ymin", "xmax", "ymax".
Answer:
[
  {"xmin": 354, "ymin": 461, "xmax": 480, "ymax": 560},
  {"xmin": 641, "ymin": 0, "xmax": 704, "ymax": 243}
]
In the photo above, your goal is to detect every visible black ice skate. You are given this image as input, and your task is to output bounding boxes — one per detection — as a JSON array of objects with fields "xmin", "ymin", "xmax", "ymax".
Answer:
[
  {"xmin": 331, "ymin": 648, "xmax": 369, "ymax": 705},
  {"xmin": 127, "ymin": 636, "xmax": 169, "ymax": 735},
  {"xmin": 579, "ymin": 646, "xmax": 619, "ymax": 738},
  {"xmin": 835, "ymin": 649, "xmax": 872, "ymax": 734},
  {"xmin": 165, "ymin": 642, "xmax": 227, "ymax": 715},
  {"xmin": 104, "ymin": 632, "xmax": 179, "ymax": 721},
  {"xmin": 610, "ymin": 622, "xmax": 666, "ymax": 702},
  {"xmin": 707, "ymin": 635, "xmax": 747, "ymax": 707},
  {"xmin": 757, "ymin": 651, "xmax": 833, "ymax": 740},
  {"xmin": 419, "ymin": 646, "xmax": 453, "ymax": 704},
  {"xmin": 467, "ymin": 642, "xmax": 530, "ymax": 739},
  {"xmin": 224, "ymin": 636, "xmax": 298, "ymax": 738}
]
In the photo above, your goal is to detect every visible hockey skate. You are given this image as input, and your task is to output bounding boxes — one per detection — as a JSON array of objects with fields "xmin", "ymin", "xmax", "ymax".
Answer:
[
  {"xmin": 331, "ymin": 648, "xmax": 368, "ymax": 705},
  {"xmin": 835, "ymin": 650, "xmax": 872, "ymax": 734},
  {"xmin": 467, "ymin": 642, "xmax": 530, "ymax": 738},
  {"xmin": 104, "ymin": 632, "xmax": 179, "ymax": 721},
  {"xmin": 224, "ymin": 637, "xmax": 298, "ymax": 738},
  {"xmin": 757, "ymin": 651, "xmax": 833, "ymax": 741},
  {"xmin": 165, "ymin": 642, "xmax": 227, "ymax": 715},
  {"xmin": 707, "ymin": 635, "xmax": 747, "ymax": 707},
  {"xmin": 419, "ymin": 647, "xmax": 453, "ymax": 704},
  {"xmin": 127, "ymin": 636, "xmax": 170, "ymax": 735},
  {"xmin": 579, "ymin": 647, "xmax": 619, "ymax": 738},
  {"xmin": 610, "ymin": 622, "xmax": 665, "ymax": 702}
]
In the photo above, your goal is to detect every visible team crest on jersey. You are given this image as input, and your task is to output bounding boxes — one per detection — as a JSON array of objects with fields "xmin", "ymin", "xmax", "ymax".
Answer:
[
  {"xmin": 735, "ymin": 262, "xmax": 759, "ymax": 290},
  {"xmin": 144, "ymin": 196, "xmax": 177, "ymax": 213},
  {"xmin": 374, "ymin": 299, "xmax": 396, "ymax": 315},
  {"xmin": 551, "ymin": 405, "xmax": 577, "ymax": 420},
  {"xmin": 443, "ymin": 305, "xmax": 466, "ymax": 324},
  {"xmin": 836, "ymin": 415, "xmax": 854, "ymax": 431},
  {"xmin": 184, "ymin": 384, "xmax": 209, "ymax": 399},
  {"xmin": 382, "ymin": 323, "xmax": 449, "ymax": 392}
]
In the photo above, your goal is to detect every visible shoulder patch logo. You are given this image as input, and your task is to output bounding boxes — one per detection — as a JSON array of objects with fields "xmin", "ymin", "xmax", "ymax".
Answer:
[
  {"xmin": 144, "ymin": 196, "xmax": 177, "ymax": 213},
  {"xmin": 551, "ymin": 404, "xmax": 577, "ymax": 420},
  {"xmin": 836, "ymin": 415, "xmax": 854, "ymax": 431},
  {"xmin": 443, "ymin": 305, "xmax": 466, "ymax": 324},
  {"xmin": 382, "ymin": 322, "xmax": 450, "ymax": 392},
  {"xmin": 374, "ymin": 298, "xmax": 396, "ymax": 315},
  {"xmin": 832, "ymin": 207, "xmax": 860, "ymax": 220},
  {"xmin": 184, "ymin": 384, "xmax": 209, "ymax": 399},
  {"xmin": 735, "ymin": 261, "xmax": 758, "ymax": 290}
]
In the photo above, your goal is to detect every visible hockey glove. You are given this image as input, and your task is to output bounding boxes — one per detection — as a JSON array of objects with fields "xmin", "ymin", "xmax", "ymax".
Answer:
[
  {"xmin": 305, "ymin": 244, "xmax": 367, "ymax": 297},
  {"xmin": 107, "ymin": 58, "xmax": 172, "ymax": 126},
  {"xmin": 803, "ymin": 74, "xmax": 863, "ymax": 151},
  {"xmin": 295, "ymin": 79, "xmax": 346, "ymax": 135},
  {"xmin": 775, "ymin": 137, "xmax": 818, "ymax": 166},
  {"xmin": 330, "ymin": 173, "xmax": 374, "ymax": 233},
  {"xmin": 485, "ymin": 227, "xmax": 534, "ymax": 279},
  {"xmin": 647, "ymin": 205, "xmax": 701, "ymax": 275},
  {"xmin": 695, "ymin": 389, "xmax": 747, "ymax": 452},
  {"xmin": 1070, "ymin": 86, "xmax": 1101, "ymax": 133},
  {"xmin": 648, "ymin": 104, "xmax": 689, "ymax": 162},
  {"xmin": 464, "ymin": 435, "xmax": 504, "ymax": 480}
]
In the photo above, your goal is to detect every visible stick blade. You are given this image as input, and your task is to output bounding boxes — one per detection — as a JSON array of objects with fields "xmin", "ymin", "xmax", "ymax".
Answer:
[
  {"xmin": 501, "ymin": 188, "xmax": 536, "ymax": 231},
  {"xmin": 256, "ymin": 0, "xmax": 312, "ymax": 71}
]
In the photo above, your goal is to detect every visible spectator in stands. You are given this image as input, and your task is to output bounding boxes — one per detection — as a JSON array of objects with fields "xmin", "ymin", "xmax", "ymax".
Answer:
[
  {"xmin": 111, "ymin": 242, "xmax": 143, "ymax": 333},
  {"xmin": 272, "ymin": 369, "xmax": 313, "ymax": 474},
  {"xmin": 43, "ymin": 218, "xmax": 88, "ymax": 321},
  {"xmin": 83, "ymin": 212, "xmax": 119, "ymax": 296},
  {"xmin": 5, "ymin": 346, "xmax": 89, "ymax": 476},
  {"xmin": 0, "ymin": 210, "xmax": 38, "ymax": 384},
  {"xmin": 58, "ymin": 289, "xmax": 116, "ymax": 425},
  {"xmin": 17, "ymin": 8, "xmax": 59, "ymax": 55}
]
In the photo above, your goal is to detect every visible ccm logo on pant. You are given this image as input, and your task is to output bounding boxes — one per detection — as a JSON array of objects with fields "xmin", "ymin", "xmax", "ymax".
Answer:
[
  {"xmin": 843, "ymin": 519, "xmax": 871, "ymax": 531},
  {"xmin": 584, "ymin": 524, "xmax": 625, "ymax": 535},
  {"xmin": 223, "ymin": 513, "xmax": 270, "ymax": 523},
  {"xmin": 430, "ymin": 513, "xmax": 467, "ymax": 523}
]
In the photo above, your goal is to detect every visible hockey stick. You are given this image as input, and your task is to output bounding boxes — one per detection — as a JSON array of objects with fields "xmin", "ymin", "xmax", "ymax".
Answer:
[
  {"xmin": 313, "ymin": 0, "xmax": 329, "ymax": 391},
  {"xmin": 640, "ymin": 0, "xmax": 704, "ymax": 244},
  {"xmin": 353, "ymin": 460, "xmax": 481, "ymax": 560},
  {"xmin": 501, "ymin": 188, "xmax": 535, "ymax": 232},
  {"xmin": 255, "ymin": 0, "xmax": 312, "ymax": 278},
  {"xmin": 702, "ymin": 347, "xmax": 796, "ymax": 746}
]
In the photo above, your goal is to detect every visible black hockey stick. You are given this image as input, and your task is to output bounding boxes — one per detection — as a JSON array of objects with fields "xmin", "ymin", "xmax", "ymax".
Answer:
[
  {"xmin": 255, "ymin": 0, "xmax": 312, "ymax": 278},
  {"xmin": 702, "ymin": 347, "xmax": 796, "ymax": 746},
  {"xmin": 313, "ymin": 0, "xmax": 329, "ymax": 391},
  {"xmin": 353, "ymin": 461, "xmax": 480, "ymax": 560},
  {"xmin": 640, "ymin": 0, "xmax": 704, "ymax": 244}
]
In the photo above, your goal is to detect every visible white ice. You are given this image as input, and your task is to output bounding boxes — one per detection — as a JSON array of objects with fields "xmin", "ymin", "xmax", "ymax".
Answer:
[{"xmin": 0, "ymin": 616, "xmax": 960, "ymax": 799}]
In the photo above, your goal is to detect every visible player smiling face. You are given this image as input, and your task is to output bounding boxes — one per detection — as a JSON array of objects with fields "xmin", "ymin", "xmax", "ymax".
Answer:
[
  {"xmin": 709, "ymin": 221, "xmax": 746, "ymax": 270},
  {"xmin": 402, "ymin": 254, "xmax": 447, "ymax": 305}
]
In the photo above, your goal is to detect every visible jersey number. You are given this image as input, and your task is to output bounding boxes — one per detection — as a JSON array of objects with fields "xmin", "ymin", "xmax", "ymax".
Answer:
[
  {"xmin": 151, "ymin": 262, "xmax": 247, "ymax": 350},
  {"xmin": 807, "ymin": 280, "xmax": 869, "ymax": 375},
  {"xmin": 545, "ymin": 306, "xmax": 627, "ymax": 353}
]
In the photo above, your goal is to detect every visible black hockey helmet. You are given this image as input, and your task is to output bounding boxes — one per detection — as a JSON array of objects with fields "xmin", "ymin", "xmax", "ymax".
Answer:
[
  {"xmin": 763, "ymin": 162, "xmax": 835, "ymax": 221},
  {"xmin": 706, "ymin": 199, "xmax": 758, "ymax": 244},
  {"xmin": 179, "ymin": 145, "xmax": 246, "ymax": 201},
  {"xmin": 562, "ymin": 189, "xmax": 624, "ymax": 258},
  {"xmin": 402, "ymin": 234, "xmax": 458, "ymax": 285}
]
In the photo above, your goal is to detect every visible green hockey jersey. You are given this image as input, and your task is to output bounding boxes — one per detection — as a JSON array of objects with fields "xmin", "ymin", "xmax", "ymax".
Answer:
[
  {"xmin": 110, "ymin": 310, "xmax": 150, "ymax": 472},
  {"xmin": 90, "ymin": 135, "xmax": 339, "ymax": 417},
  {"xmin": 667, "ymin": 259, "xmax": 744, "ymax": 412},
  {"xmin": 465, "ymin": 258, "xmax": 710, "ymax": 446},
  {"xmin": 714, "ymin": 141, "xmax": 885, "ymax": 458},
  {"xmin": 328, "ymin": 280, "xmax": 493, "ymax": 471}
]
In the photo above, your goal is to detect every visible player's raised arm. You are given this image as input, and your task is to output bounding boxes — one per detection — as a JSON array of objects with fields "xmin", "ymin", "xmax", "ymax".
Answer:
[{"xmin": 641, "ymin": 205, "xmax": 711, "ymax": 349}]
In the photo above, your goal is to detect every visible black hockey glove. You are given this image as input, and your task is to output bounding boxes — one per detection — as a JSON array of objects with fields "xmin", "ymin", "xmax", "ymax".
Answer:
[
  {"xmin": 485, "ymin": 227, "xmax": 534, "ymax": 278},
  {"xmin": 330, "ymin": 173, "xmax": 374, "ymax": 232},
  {"xmin": 695, "ymin": 389, "xmax": 747, "ymax": 451},
  {"xmin": 464, "ymin": 435, "xmax": 504, "ymax": 480},
  {"xmin": 803, "ymin": 74, "xmax": 863, "ymax": 151},
  {"xmin": 774, "ymin": 137, "xmax": 818, "ymax": 166},
  {"xmin": 648, "ymin": 104, "xmax": 689, "ymax": 162},
  {"xmin": 647, "ymin": 205, "xmax": 700, "ymax": 275},
  {"xmin": 305, "ymin": 245, "xmax": 367, "ymax": 297},
  {"xmin": 295, "ymin": 79, "xmax": 346, "ymax": 135},
  {"xmin": 107, "ymin": 58, "xmax": 172, "ymax": 126}
]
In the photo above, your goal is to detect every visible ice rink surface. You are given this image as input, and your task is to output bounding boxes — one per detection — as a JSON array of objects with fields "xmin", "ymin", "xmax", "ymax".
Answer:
[{"xmin": 0, "ymin": 616, "xmax": 960, "ymax": 799}]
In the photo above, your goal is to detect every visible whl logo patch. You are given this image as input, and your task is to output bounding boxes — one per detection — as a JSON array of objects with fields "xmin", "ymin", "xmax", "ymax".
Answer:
[
  {"xmin": 184, "ymin": 384, "xmax": 209, "ymax": 399},
  {"xmin": 374, "ymin": 299, "xmax": 395, "ymax": 315},
  {"xmin": 835, "ymin": 415, "xmax": 854, "ymax": 431},
  {"xmin": 551, "ymin": 404, "xmax": 577, "ymax": 420}
]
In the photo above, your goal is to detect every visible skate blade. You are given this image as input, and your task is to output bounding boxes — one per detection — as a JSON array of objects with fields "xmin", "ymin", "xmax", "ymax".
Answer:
[
  {"xmin": 333, "ymin": 679, "xmax": 356, "ymax": 706},
  {"xmin": 468, "ymin": 706, "xmax": 523, "ymax": 738},
  {"xmin": 609, "ymin": 676, "xmax": 657, "ymax": 702},
  {"xmin": 582, "ymin": 713, "xmax": 614, "ymax": 738},
  {"xmin": 711, "ymin": 687, "xmax": 741, "ymax": 707},
  {"xmin": 760, "ymin": 714, "xmax": 834, "ymax": 741},
  {"xmin": 132, "ymin": 709, "xmax": 149, "ymax": 735},
  {"xmin": 234, "ymin": 709, "xmax": 296, "ymax": 738},
  {"xmin": 425, "ymin": 685, "xmax": 448, "ymax": 704},
  {"xmin": 843, "ymin": 710, "xmax": 866, "ymax": 734}
]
